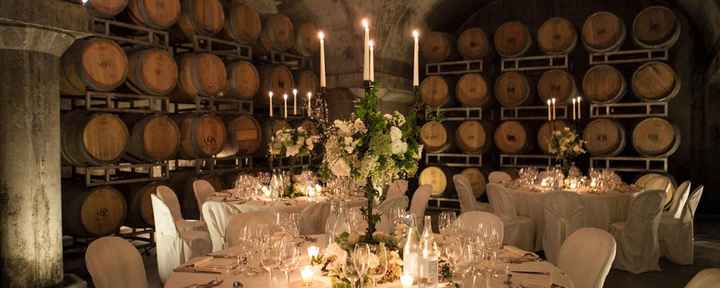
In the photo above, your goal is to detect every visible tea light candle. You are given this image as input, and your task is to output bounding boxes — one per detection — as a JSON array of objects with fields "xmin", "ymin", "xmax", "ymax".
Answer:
[
  {"xmin": 268, "ymin": 91, "xmax": 274, "ymax": 117},
  {"xmin": 307, "ymin": 246, "xmax": 320, "ymax": 258},
  {"xmin": 301, "ymin": 265, "xmax": 314, "ymax": 285},
  {"xmin": 401, "ymin": 274, "xmax": 414, "ymax": 288}
]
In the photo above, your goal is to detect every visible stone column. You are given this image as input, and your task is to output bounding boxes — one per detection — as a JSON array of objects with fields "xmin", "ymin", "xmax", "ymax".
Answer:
[{"xmin": 0, "ymin": 21, "xmax": 75, "ymax": 287}]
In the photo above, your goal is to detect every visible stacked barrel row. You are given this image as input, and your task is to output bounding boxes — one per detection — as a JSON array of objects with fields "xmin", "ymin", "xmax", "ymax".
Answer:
[{"xmin": 582, "ymin": 7, "xmax": 682, "ymax": 159}]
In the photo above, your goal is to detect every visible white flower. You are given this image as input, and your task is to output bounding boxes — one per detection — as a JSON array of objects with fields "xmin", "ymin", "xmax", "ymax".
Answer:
[
  {"xmin": 335, "ymin": 120, "xmax": 352, "ymax": 137},
  {"xmin": 391, "ymin": 141, "xmax": 408, "ymax": 155},
  {"xmin": 324, "ymin": 243, "xmax": 348, "ymax": 271},
  {"xmin": 330, "ymin": 159, "xmax": 351, "ymax": 178},
  {"xmin": 389, "ymin": 126, "xmax": 402, "ymax": 142},
  {"xmin": 297, "ymin": 126, "xmax": 306, "ymax": 133},
  {"xmin": 383, "ymin": 114, "xmax": 393, "ymax": 121},
  {"xmin": 353, "ymin": 118, "xmax": 366, "ymax": 132},
  {"xmin": 393, "ymin": 111, "xmax": 406, "ymax": 126},
  {"xmin": 285, "ymin": 144, "xmax": 300, "ymax": 157}
]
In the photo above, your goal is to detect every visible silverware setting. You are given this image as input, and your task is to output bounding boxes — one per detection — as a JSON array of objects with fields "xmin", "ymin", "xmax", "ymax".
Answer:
[{"xmin": 182, "ymin": 279, "xmax": 223, "ymax": 288}]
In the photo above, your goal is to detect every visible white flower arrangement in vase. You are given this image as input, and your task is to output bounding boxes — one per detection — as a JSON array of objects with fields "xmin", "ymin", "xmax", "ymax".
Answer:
[{"xmin": 268, "ymin": 126, "xmax": 320, "ymax": 158}]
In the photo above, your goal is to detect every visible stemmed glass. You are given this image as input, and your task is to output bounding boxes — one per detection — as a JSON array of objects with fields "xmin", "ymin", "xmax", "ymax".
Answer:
[
  {"xmin": 438, "ymin": 211, "xmax": 457, "ymax": 235},
  {"xmin": 444, "ymin": 238, "xmax": 465, "ymax": 282},
  {"xmin": 260, "ymin": 234, "xmax": 281, "ymax": 284},
  {"xmin": 279, "ymin": 241, "xmax": 300, "ymax": 287},
  {"xmin": 368, "ymin": 244, "xmax": 389, "ymax": 287},
  {"xmin": 352, "ymin": 244, "xmax": 371, "ymax": 288}
]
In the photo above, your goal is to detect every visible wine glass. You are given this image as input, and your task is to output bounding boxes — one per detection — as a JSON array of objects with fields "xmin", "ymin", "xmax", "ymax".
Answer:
[
  {"xmin": 352, "ymin": 244, "xmax": 371, "ymax": 288},
  {"xmin": 368, "ymin": 244, "xmax": 388, "ymax": 286},
  {"xmin": 260, "ymin": 230, "xmax": 280, "ymax": 283},
  {"xmin": 279, "ymin": 241, "xmax": 300, "ymax": 287},
  {"xmin": 438, "ymin": 211, "xmax": 457, "ymax": 235}
]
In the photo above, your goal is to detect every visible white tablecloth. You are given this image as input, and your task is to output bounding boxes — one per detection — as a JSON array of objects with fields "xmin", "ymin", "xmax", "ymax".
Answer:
[{"xmin": 503, "ymin": 185, "xmax": 639, "ymax": 251}]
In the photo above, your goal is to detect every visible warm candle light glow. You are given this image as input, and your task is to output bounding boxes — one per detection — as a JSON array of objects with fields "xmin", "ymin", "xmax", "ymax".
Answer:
[
  {"xmin": 293, "ymin": 89, "xmax": 298, "ymax": 115},
  {"xmin": 361, "ymin": 18, "xmax": 369, "ymax": 29},
  {"xmin": 307, "ymin": 92, "xmax": 312, "ymax": 117},
  {"xmin": 301, "ymin": 266, "xmax": 314, "ymax": 284},
  {"xmin": 318, "ymin": 31, "xmax": 326, "ymax": 87},
  {"xmin": 283, "ymin": 93, "xmax": 288, "ymax": 118},
  {"xmin": 362, "ymin": 18, "xmax": 370, "ymax": 81},
  {"xmin": 318, "ymin": 31, "xmax": 325, "ymax": 40},
  {"xmin": 551, "ymin": 98, "xmax": 557, "ymax": 120},
  {"xmin": 412, "ymin": 29, "xmax": 420, "ymax": 87},
  {"xmin": 412, "ymin": 30, "xmax": 420, "ymax": 38},
  {"xmin": 547, "ymin": 99, "xmax": 551, "ymax": 121},
  {"xmin": 576, "ymin": 96, "xmax": 582, "ymax": 119},
  {"xmin": 401, "ymin": 274, "xmax": 414, "ymax": 288},
  {"xmin": 308, "ymin": 246, "xmax": 320, "ymax": 258}
]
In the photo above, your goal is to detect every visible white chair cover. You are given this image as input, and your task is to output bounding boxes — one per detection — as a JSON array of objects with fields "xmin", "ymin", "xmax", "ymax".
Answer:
[
  {"xmin": 558, "ymin": 228, "xmax": 616, "ymax": 288},
  {"xmin": 668, "ymin": 181, "xmax": 691, "ymax": 219},
  {"xmin": 376, "ymin": 196, "xmax": 409, "ymax": 234},
  {"xmin": 610, "ymin": 189, "xmax": 665, "ymax": 274},
  {"xmin": 488, "ymin": 171, "xmax": 512, "ymax": 184},
  {"xmin": 457, "ymin": 211, "xmax": 504, "ymax": 243},
  {"xmin": 193, "ymin": 180, "xmax": 215, "ymax": 220},
  {"xmin": 156, "ymin": 185, "xmax": 207, "ymax": 233},
  {"xmin": 454, "ymin": 174, "xmax": 491, "ymax": 213},
  {"xmin": 660, "ymin": 185, "xmax": 704, "ymax": 265},
  {"xmin": 86, "ymin": 236, "xmax": 148, "ymax": 288},
  {"xmin": 409, "ymin": 185, "xmax": 433, "ymax": 218},
  {"xmin": 685, "ymin": 268, "xmax": 720, "ymax": 288},
  {"xmin": 386, "ymin": 180, "xmax": 408, "ymax": 200},
  {"xmin": 201, "ymin": 201, "xmax": 231, "ymax": 252},
  {"xmin": 486, "ymin": 183, "xmax": 535, "ymax": 251},
  {"xmin": 151, "ymin": 194, "xmax": 212, "ymax": 283},
  {"xmin": 225, "ymin": 211, "xmax": 276, "ymax": 247},
  {"xmin": 299, "ymin": 202, "xmax": 331, "ymax": 235},
  {"xmin": 644, "ymin": 175, "xmax": 674, "ymax": 210},
  {"xmin": 543, "ymin": 192, "xmax": 585, "ymax": 265}
]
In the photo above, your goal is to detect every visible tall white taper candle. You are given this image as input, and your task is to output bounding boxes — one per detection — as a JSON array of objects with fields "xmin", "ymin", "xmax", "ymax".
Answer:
[
  {"xmin": 577, "ymin": 97, "xmax": 582, "ymax": 119},
  {"xmin": 318, "ymin": 31, "xmax": 326, "ymax": 88},
  {"xmin": 412, "ymin": 30, "xmax": 420, "ymax": 87},
  {"xmin": 369, "ymin": 40, "xmax": 375, "ymax": 82},
  {"xmin": 551, "ymin": 98, "xmax": 556, "ymax": 120},
  {"xmin": 293, "ymin": 89, "xmax": 298, "ymax": 115},
  {"xmin": 283, "ymin": 93, "xmax": 288, "ymax": 118},
  {"xmin": 307, "ymin": 92, "xmax": 312, "ymax": 116},
  {"xmin": 362, "ymin": 19, "xmax": 369, "ymax": 81},
  {"xmin": 572, "ymin": 98, "xmax": 577, "ymax": 120},
  {"xmin": 547, "ymin": 99, "xmax": 551, "ymax": 121},
  {"xmin": 269, "ymin": 91, "xmax": 274, "ymax": 117}
]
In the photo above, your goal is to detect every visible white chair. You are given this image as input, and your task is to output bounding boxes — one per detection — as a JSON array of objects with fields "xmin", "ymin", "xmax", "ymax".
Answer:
[
  {"xmin": 409, "ymin": 185, "xmax": 433, "ymax": 219},
  {"xmin": 488, "ymin": 171, "xmax": 512, "ymax": 184},
  {"xmin": 376, "ymin": 196, "xmax": 409, "ymax": 234},
  {"xmin": 201, "ymin": 201, "xmax": 232, "ymax": 252},
  {"xmin": 151, "ymin": 194, "xmax": 212, "ymax": 282},
  {"xmin": 685, "ymin": 268, "xmax": 720, "ymax": 288},
  {"xmin": 457, "ymin": 211, "xmax": 504, "ymax": 243},
  {"xmin": 85, "ymin": 236, "xmax": 148, "ymax": 288},
  {"xmin": 660, "ymin": 185, "xmax": 704, "ymax": 265},
  {"xmin": 156, "ymin": 185, "xmax": 207, "ymax": 233},
  {"xmin": 299, "ymin": 202, "xmax": 331, "ymax": 235},
  {"xmin": 486, "ymin": 183, "xmax": 535, "ymax": 251},
  {"xmin": 225, "ymin": 211, "xmax": 276, "ymax": 247},
  {"xmin": 386, "ymin": 180, "xmax": 408, "ymax": 200},
  {"xmin": 193, "ymin": 179, "xmax": 215, "ymax": 221},
  {"xmin": 543, "ymin": 191, "xmax": 585, "ymax": 265},
  {"xmin": 643, "ymin": 174, "xmax": 675, "ymax": 210},
  {"xmin": 557, "ymin": 228, "xmax": 616, "ymax": 288},
  {"xmin": 453, "ymin": 174, "xmax": 491, "ymax": 213},
  {"xmin": 667, "ymin": 181, "xmax": 691, "ymax": 218},
  {"xmin": 610, "ymin": 189, "xmax": 665, "ymax": 274}
]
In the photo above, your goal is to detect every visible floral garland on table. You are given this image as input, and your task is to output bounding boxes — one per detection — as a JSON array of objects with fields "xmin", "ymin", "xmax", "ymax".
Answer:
[
  {"xmin": 548, "ymin": 126, "xmax": 586, "ymax": 166},
  {"xmin": 268, "ymin": 126, "xmax": 321, "ymax": 158}
]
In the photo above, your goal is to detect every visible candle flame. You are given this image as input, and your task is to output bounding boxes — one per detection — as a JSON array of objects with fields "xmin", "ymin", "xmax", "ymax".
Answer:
[
  {"xmin": 369, "ymin": 40, "xmax": 375, "ymax": 47},
  {"xmin": 412, "ymin": 30, "xmax": 420, "ymax": 38},
  {"xmin": 547, "ymin": 99, "xmax": 551, "ymax": 105},
  {"xmin": 307, "ymin": 92, "xmax": 312, "ymax": 98},
  {"xmin": 318, "ymin": 31, "xmax": 325, "ymax": 39},
  {"xmin": 361, "ymin": 18, "xmax": 369, "ymax": 29},
  {"xmin": 283, "ymin": 93, "xmax": 288, "ymax": 100},
  {"xmin": 293, "ymin": 88, "xmax": 298, "ymax": 95},
  {"xmin": 269, "ymin": 91, "xmax": 273, "ymax": 97},
  {"xmin": 551, "ymin": 98, "xmax": 556, "ymax": 104}
]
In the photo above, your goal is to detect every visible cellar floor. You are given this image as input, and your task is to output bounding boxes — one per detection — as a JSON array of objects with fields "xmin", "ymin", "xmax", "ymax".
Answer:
[{"xmin": 63, "ymin": 220, "xmax": 720, "ymax": 288}]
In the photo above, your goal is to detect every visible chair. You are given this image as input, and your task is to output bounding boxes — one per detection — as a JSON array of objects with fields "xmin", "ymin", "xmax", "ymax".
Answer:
[
  {"xmin": 386, "ymin": 180, "xmax": 408, "ymax": 200},
  {"xmin": 486, "ymin": 183, "xmax": 535, "ymax": 251},
  {"xmin": 299, "ymin": 202, "xmax": 331, "ymax": 235},
  {"xmin": 667, "ymin": 181, "xmax": 692, "ymax": 219},
  {"xmin": 376, "ymin": 196, "xmax": 409, "ymax": 234},
  {"xmin": 457, "ymin": 211, "xmax": 504, "ymax": 243},
  {"xmin": 201, "ymin": 201, "xmax": 232, "ymax": 252},
  {"xmin": 453, "ymin": 174, "xmax": 491, "ymax": 213},
  {"xmin": 85, "ymin": 236, "xmax": 148, "ymax": 288},
  {"xmin": 409, "ymin": 185, "xmax": 433, "ymax": 219},
  {"xmin": 643, "ymin": 175, "xmax": 675, "ymax": 210},
  {"xmin": 543, "ymin": 192, "xmax": 585, "ymax": 265},
  {"xmin": 660, "ymin": 185, "xmax": 704, "ymax": 265},
  {"xmin": 225, "ymin": 211, "xmax": 276, "ymax": 247},
  {"xmin": 488, "ymin": 171, "xmax": 512, "ymax": 184},
  {"xmin": 610, "ymin": 189, "xmax": 665, "ymax": 273},
  {"xmin": 156, "ymin": 185, "xmax": 207, "ymax": 233},
  {"xmin": 685, "ymin": 268, "xmax": 720, "ymax": 288},
  {"xmin": 557, "ymin": 228, "xmax": 616, "ymax": 288},
  {"xmin": 151, "ymin": 194, "xmax": 212, "ymax": 282},
  {"xmin": 193, "ymin": 179, "xmax": 216, "ymax": 221}
]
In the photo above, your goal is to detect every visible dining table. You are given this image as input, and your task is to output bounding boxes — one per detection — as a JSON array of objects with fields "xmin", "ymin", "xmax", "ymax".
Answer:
[{"xmin": 164, "ymin": 233, "xmax": 576, "ymax": 288}]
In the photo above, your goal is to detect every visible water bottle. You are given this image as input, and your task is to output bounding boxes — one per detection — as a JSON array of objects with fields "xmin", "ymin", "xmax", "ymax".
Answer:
[
  {"xmin": 418, "ymin": 216, "xmax": 439, "ymax": 288},
  {"xmin": 403, "ymin": 224, "xmax": 419, "ymax": 278}
]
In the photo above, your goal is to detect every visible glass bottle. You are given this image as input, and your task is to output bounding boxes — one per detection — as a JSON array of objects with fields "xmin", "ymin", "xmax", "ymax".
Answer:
[
  {"xmin": 403, "ymin": 222, "xmax": 419, "ymax": 279},
  {"xmin": 419, "ymin": 216, "xmax": 439, "ymax": 288}
]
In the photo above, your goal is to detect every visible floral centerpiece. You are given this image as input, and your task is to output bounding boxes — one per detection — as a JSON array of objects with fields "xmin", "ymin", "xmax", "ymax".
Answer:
[
  {"xmin": 548, "ymin": 127, "xmax": 586, "ymax": 171},
  {"xmin": 268, "ymin": 126, "xmax": 320, "ymax": 158}
]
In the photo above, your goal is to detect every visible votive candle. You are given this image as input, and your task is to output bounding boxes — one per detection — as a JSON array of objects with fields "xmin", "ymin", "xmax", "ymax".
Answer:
[{"xmin": 401, "ymin": 274, "xmax": 414, "ymax": 288}]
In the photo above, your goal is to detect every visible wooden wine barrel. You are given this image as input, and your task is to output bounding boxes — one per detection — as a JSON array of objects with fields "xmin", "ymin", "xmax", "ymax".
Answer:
[
  {"xmin": 125, "ymin": 114, "xmax": 180, "ymax": 162},
  {"xmin": 633, "ymin": 6, "xmax": 681, "ymax": 49},
  {"xmin": 60, "ymin": 38, "xmax": 128, "ymax": 95},
  {"xmin": 420, "ymin": 121, "xmax": 450, "ymax": 153},
  {"xmin": 538, "ymin": 69, "xmax": 577, "ymax": 103},
  {"xmin": 295, "ymin": 22, "xmax": 320, "ymax": 56},
  {"xmin": 494, "ymin": 121, "xmax": 533, "ymax": 154},
  {"xmin": 582, "ymin": 118, "xmax": 626, "ymax": 156},
  {"xmin": 174, "ymin": 113, "xmax": 227, "ymax": 159},
  {"xmin": 226, "ymin": 61, "xmax": 259, "ymax": 100},
  {"xmin": 419, "ymin": 166, "xmax": 448, "ymax": 196},
  {"xmin": 421, "ymin": 32, "xmax": 457, "ymax": 63},
  {"xmin": 632, "ymin": 117, "xmax": 680, "ymax": 157},
  {"xmin": 631, "ymin": 61, "xmax": 680, "ymax": 102},
  {"xmin": 538, "ymin": 17, "xmax": 578, "ymax": 55},
  {"xmin": 257, "ymin": 64, "xmax": 295, "ymax": 107},
  {"xmin": 455, "ymin": 120, "xmax": 491, "ymax": 154},
  {"xmin": 62, "ymin": 112, "xmax": 129, "ymax": 166},
  {"xmin": 216, "ymin": 115, "xmax": 263, "ymax": 158},
  {"xmin": 122, "ymin": 182, "xmax": 165, "ymax": 228},
  {"xmin": 222, "ymin": 2, "xmax": 262, "ymax": 44},
  {"xmin": 62, "ymin": 184, "xmax": 127, "ymax": 237},
  {"xmin": 128, "ymin": 0, "xmax": 181, "ymax": 29},
  {"xmin": 259, "ymin": 119, "xmax": 291, "ymax": 156},
  {"xmin": 460, "ymin": 168, "xmax": 487, "ymax": 198},
  {"xmin": 127, "ymin": 48, "xmax": 178, "ymax": 96},
  {"xmin": 456, "ymin": 73, "xmax": 491, "ymax": 108},
  {"xmin": 420, "ymin": 76, "xmax": 451, "ymax": 108},
  {"xmin": 85, "ymin": 0, "xmax": 128, "ymax": 18},
  {"xmin": 176, "ymin": 0, "xmax": 225, "ymax": 39},
  {"xmin": 582, "ymin": 11, "xmax": 626, "ymax": 52},
  {"xmin": 457, "ymin": 28, "xmax": 491, "ymax": 60},
  {"xmin": 295, "ymin": 70, "xmax": 319, "ymax": 97},
  {"xmin": 256, "ymin": 14, "xmax": 295, "ymax": 55},
  {"xmin": 174, "ymin": 53, "xmax": 227, "ymax": 100},
  {"xmin": 582, "ymin": 64, "xmax": 626, "ymax": 103},
  {"xmin": 537, "ymin": 120, "xmax": 569, "ymax": 154},
  {"xmin": 494, "ymin": 21, "xmax": 532, "ymax": 58},
  {"xmin": 495, "ymin": 71, "xmax": 532, "ymax": 107}
]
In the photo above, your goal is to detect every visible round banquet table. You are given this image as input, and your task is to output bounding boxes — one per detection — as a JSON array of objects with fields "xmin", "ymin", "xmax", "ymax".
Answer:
[
  {"xmin": 502, "ymin": 184, "xmax": 640, "ymax": 251},
  {"xmin": 210, "ymin": 195, "xmax": 368, "ymax": 215},
  {"xmin": 164, "ymin": 234, "xmax": 575, "ymax": 288}
]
